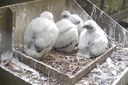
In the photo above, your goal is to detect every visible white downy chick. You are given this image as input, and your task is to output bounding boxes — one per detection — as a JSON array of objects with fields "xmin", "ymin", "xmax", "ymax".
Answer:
[
  {"xmin": 61, "ymin": 11, "xmax": 84, "ymax": 35},
  {"xmin": 61, "ymin": 10, "xmax": 71, "ymax": 19},
  {"xmin": 68, "ymin": 14, "xmax": 84, "ymax": 35},
  {"xmin": 54, "ymin": 19, "xmax": 78, "ymax": 52},
  {"xmin": 24, "ymin": 11, "xmax": 58, "ymax": 59},
  {"xmin": 77, "ymin": 19, "xmax": 108, "ymax": 59}
]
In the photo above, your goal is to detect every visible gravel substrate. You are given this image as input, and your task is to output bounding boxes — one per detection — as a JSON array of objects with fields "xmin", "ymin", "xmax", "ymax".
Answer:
[
  {"xmin": 41, "ymin": 50, "xmax": 93, "ymax": 76},
  {"xmin": 75, "ymin": 43, "xmax": 128, "ymax": 85}
]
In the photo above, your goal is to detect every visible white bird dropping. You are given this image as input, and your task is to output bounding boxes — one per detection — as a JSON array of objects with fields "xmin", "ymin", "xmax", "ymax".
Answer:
[
  {"xmin": 77, "ymin": 19, "xmax": 108, "ymax": 59},
  {"xmin": 24, "ymin": 11, "xmax": 58, "ymax": 59},
  {"xmin": 54, "ymin": 19, "xmax": 78, "ymax": 52}
]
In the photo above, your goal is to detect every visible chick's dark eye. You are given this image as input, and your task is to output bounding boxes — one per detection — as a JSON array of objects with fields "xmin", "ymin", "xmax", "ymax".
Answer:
[
  {"xmin": 35, "ymin": 45, "xmax": 42, "ymax": 53},
  {"xmin": 89, "ymin": 26, "xmax": 93, "ymax": 29},
  {"xmin": 63, "ymin": 15, "xmax": 68, "ymax": 18},
  {"xmin": 86, "ymin": 25, "xmax": 89, "ymax": 28},
  {"xmin": 83, "ymin": 25, "xmax": 93, "ymax": 30},
  {"xmin": 76, "ymin": 21, "xmax": 80, "ymax": 24}
]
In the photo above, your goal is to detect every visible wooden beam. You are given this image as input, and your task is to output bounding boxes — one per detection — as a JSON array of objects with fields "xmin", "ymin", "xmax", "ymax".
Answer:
[{"xmin": 110, "ymin": 7, "xmax": 128, "ymax": 21}]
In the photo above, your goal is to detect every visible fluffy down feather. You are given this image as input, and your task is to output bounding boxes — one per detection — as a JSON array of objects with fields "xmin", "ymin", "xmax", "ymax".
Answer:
[
  {"xmin": 54, "ymin": 19, "xmax": 78, "ymax": 52},
  {"xmin": 68, "ymin": 14, "xmax": 84, "ymax": 35},
  {"xmin": 24, "ymin": 11, "xmax": 58, "ymax": 58},
  {"xmin": 61, "ymin": 11, "xmax": 84, "ymax": 35},
  {"xmin": 77, "ymin": 19, "xmax": 108, "ymax": 59}
]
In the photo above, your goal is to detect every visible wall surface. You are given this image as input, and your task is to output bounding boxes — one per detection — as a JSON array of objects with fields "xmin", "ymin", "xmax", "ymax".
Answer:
[
  {"xmin": 0, "ymin": 0, "xmax": 33, "ymax": 7},
  {"xmin": 89, "ymin": 0, "xmax": 128, "ymax": 22}
]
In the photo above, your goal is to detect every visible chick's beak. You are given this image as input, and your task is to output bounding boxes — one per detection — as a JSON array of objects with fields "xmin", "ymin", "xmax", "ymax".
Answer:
[
  {"xmin": 82, "ymin": 25, "xmax": 87, "ymax": 29},
  {"xmin": 82, "ymin": 25, "xmax": 93, "ymax": 30}
]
